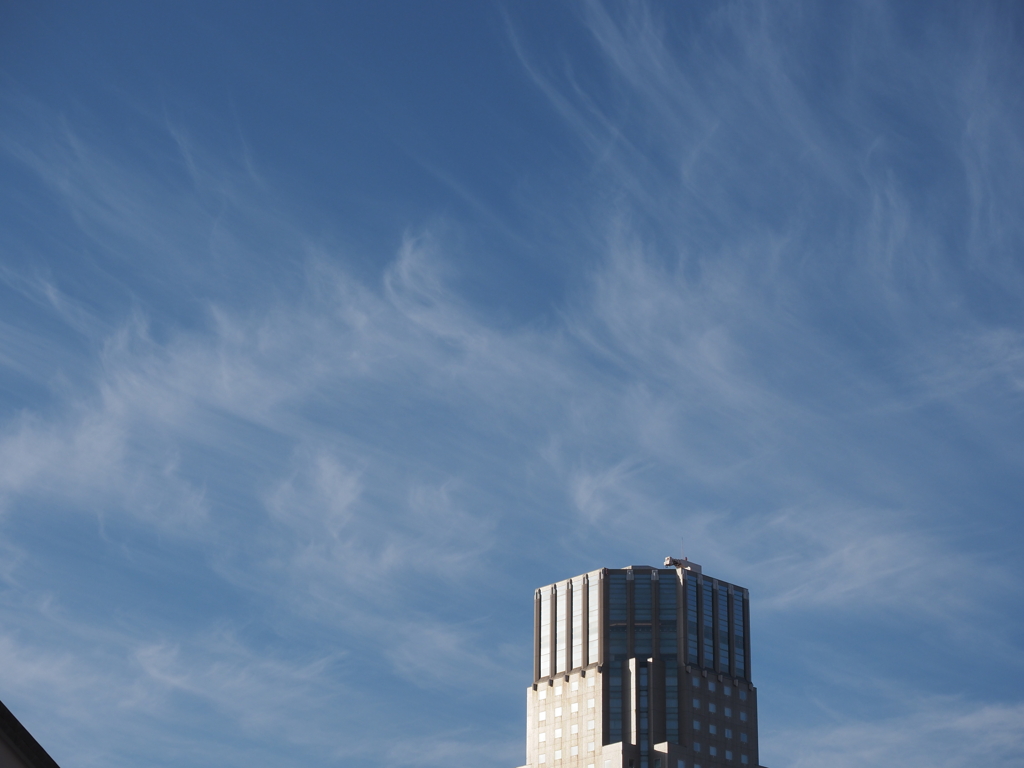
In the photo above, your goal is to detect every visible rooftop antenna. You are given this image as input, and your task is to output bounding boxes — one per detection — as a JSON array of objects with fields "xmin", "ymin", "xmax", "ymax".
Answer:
[{"xmin": 664, "ymin": 538, "xmax": 699, "ymax": 572}]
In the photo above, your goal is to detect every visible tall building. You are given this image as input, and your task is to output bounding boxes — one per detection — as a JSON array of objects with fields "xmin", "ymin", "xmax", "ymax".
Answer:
[{"xmin": 517, "ymin": 558, "xmax": 761, "ymax": 768}]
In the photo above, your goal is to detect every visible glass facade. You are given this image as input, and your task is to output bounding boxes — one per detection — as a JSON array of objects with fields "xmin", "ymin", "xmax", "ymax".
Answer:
[
  {"xmin": 702, "ymin": 582, "xmax": 714, "ymax": 669},
  {"xmin": 633, "ymin": 572, "xmax": 652, "ymax": 657},
  {"xmin": 607, "ymin": 571, "xmax": 627, "ymax": 745},
  {"xmin": 638, "ymin": 664, "xmax": 650, "ymax": 768},
  {"xmin": 718, "ymin": 584, "xmax": 730, "ymax": 674},
  {"xmin": 686, "ymin": 576, "xmax": 699, "ymax": 665},
  {"xmin": 733, "ymin": 590, "xmax": 746, "ymax": 677}
]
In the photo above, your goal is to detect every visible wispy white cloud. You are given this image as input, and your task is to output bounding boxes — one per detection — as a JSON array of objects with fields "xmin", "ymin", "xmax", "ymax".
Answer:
[{"xmin": 772, "ymin": 695, "xmax": 1024, "ymax": 768}]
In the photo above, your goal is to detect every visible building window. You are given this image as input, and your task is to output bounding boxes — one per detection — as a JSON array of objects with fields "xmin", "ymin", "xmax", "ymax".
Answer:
[
  {"xmin": 539, "ymin": 733, "xmax": 546, "ymax": 742},
  {"xmin": 588, "ymin": 698, "xmax": 595, "ymax": 708},
  {"xmin": 725, "ymin": 750, "xmax": 733, "ymax": 760},
  {"xmin": 692, "ymin": 676, "xmax": 700, "ymax": 687},
  {"xmin": 539, "ymin": 755, "xmax": 546, "ymax": 764},
  {"xmin": 741, "ymin": 756, "xmax": 748, "ymax": 765},
  {"xmin": 724, "ymin": 708, "xmax": 731, "ymax": 717},
  {"xmin": 724, "ymin": 686, "xmax": 731, "ymax": 696},
  {"xmin": 572, "ymin": 681, "xmax": 579, "ymax": 691},
  {"xmin": 739, "ymin": 691, "xmax": 747, "ymax": 701},
  {"xmin": 555, "ymin": 686, "xmax": 563, "ymax": 696},
  {"xmin": 587, "ymin": 720, "xmax": 595, "ymax": 730},
  {"xmin": 571, "ymin": 746, "xmax": 579, "ymax": 756},
  {"xmin": 694, "ymin": 742, "xmax": 701, "ymax": 752},
  {"xmin": 571, "ymin": 703, "xmax": 579, "ymax": 713},
  {"xmin": 571, "ymin": 724, "xmax": 579, "ymax": 735},
  {"xmin": 740, "ymin": 733, "xmax": 747, "ymax": 743},
  {"xmin": 702, "ymin": 582, "xmax": 714, "ymax": 668},
  {"xmin": 692, "ymin": 699, "xmax": 701, "ymax": 708},
  {"xmin": 555, "ymin": 707, "xmax": 562, "ymax": 718},
  {"xmin": 588, "ymin": 676, "xmax": 596, "ymax": 688},
  {"xmin": 739, "ymin": 711, "xmax": 747, "ymax": 722},
  {"xmin": 709, "ymin": 724, "xmax": 717, "ymax": 735},
  {"xmin": 693, "ymin": 720, "xmax": 701, "ymax": 730},
  {"xmin": 718, "ymin": 585, "xmax": 730, "ymax": 669},
  {"xmin": 539, "ymin": 712, "xmax": 547, "ymax": 721},
  {"xmin": 708, "ymin": 703, "xmax": 717, "ymax": 713},
  {"xmin": 732, "ymin": 592, "xmax": 745, "ymax": 677},
  {"xmin": 539, "ymin": 690, "xmax": 547, "ymax": 700},
  {"xmin": 686, "ymin": 576, "xmax": 699, "ymax": 665},
  {"xmin": 554, "ymin": 728, "xmax": 562, "ymax": 739},
  {"xmin": 709, "ymin": 746, "xmax": 717, "ymax": 757},
  {"xmin": 677, "ymin": 762, "xmax": 686, "ymax": 768},
  {"xmin": 555, "ymin": 750, "xmax": 562, "ymax": 760},
  {"xmin": 588, "ymin": 742, "xmax": 595, "ymax": 752},
  {"xmin": 725, "ymin": 729, "xmax": 732, "ymax": 739},
  {"xmin": 708, "ymin": 681, "xmax": 716, "ymax": 692}
]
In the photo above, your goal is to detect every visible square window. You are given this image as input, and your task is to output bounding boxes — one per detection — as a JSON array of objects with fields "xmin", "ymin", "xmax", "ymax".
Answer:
[
  {"xmin": 555, "ymin": 707, "xmax": 563, "ymax": 718},
  {"xmin": 588, "ymin": 677, "xmax": 596, "ymax": 687},
  {"xmin": 571, "ymin": 724, "xmax": 579, "ymax": 734},
  {"xmin": 693, "ymin": 699, "xmax": 701, "ymax": 708},
  {"xmin": 693, "ymin": 720, "xmax": 701, "ymax": 730},
  {"xmin": 539, "ymin": 712, "xmax": 547, "ymax": 722},
  {"xmin": 694, "ymin": 743, "xmax": 701, "ymax": 753},
  {"xmin": 724, "ymin": 686, "xmax": 731, "ymax": 696},
  {"xmin": 692, "ymin": 677, "xmax": 700, "ymax": 686},
  {"xmin": 555, "ymin": 728, "xmax": 562, "ymax": 739},
  {"xmin": 555, "ymin": 750, "xmax": 562, "ymax": 760},
  {"xmin": 539, "ymin": 755, "xmax": 546, "ymax": 764},
  {"xmin": 588, "ymin": 742, "xmax": 596, "ymax": 752},
  {"xmin": 709, "ymin": 747, "xmax": 717, "ymax": 757},
  {"xmin": 588, "ymin": 720, "xmax": 595, "ymax": 730},
  {"xmin": 740, "ymin": 711, "xmax": 747, "ymax": 722},
  {"xmin": 571, "ymin": 703, "xmax": 579, "ymax": 713},
  {"xmin": 708, "ymin": 682, "xmax": 716, "ymax": 692},
  {"xmin": 571, "ymin": 746, "xmax": 579, "ymax": 756},
  {"xmin": 708, "ymin": 703, "xmax": 717, "ymax": 713},
  {"xmin": 709, "ymin": 724, "xmax": 717, "ymax": 735},
  {"xmin": 539, "ymin": 690, "xmax": 547, "ymax": 700},
  {"xmin": 572, "ymin": 682, "xmax": 580, "ymax": 691},
  {"xmin": 740, "ymin": 733, "xmax": 748, "ymax": 743},
  {"xmin": 677, "ymin": 762, "xmax": 686, "ymax": 768},
  {"xmin": 739, "ymin": 691, "xmax": 747, "ymax": 701},
  {"xmin": 724, "ymin": 708, "xmax": 732, "ymax": 717},
  {"xmin": 725, "ymin": 751, "xmax": 733, "ymax": 760},
  {"xmin": 539, "ymin": 733, "xmax": 547, "ymax": 742},
  {"xmin": 588, "ymin": 698, "xmax": 595, "ymax": 708},
  {"xmin": 741, "ymin": 756, "xmax": 748, "ymax": 765},
  {"xmin": 555, "ymin": 686, "xmax": 562, "ymax": 696},
  {"xmin": 725, "ymin": 729, "xmax": 732, "ymax": 739}
]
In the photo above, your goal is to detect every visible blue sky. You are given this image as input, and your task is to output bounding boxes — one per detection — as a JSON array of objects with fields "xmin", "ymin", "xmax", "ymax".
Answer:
[{"xmin": 1, "ymin": 2, "xmax": 1023, "ymax": 766}]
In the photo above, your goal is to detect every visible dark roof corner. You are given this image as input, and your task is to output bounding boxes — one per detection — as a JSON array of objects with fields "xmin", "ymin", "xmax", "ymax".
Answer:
[{"xmin": 0, "ymin": 699, "xmax": 61, "ymax": 768}]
